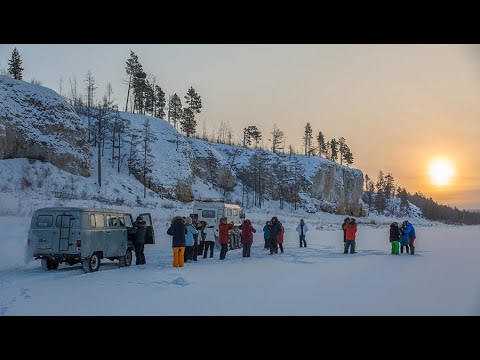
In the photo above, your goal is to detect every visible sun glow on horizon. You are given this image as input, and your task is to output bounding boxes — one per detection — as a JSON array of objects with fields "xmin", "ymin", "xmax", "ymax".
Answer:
[{"xmin": 429, "ymin": 158, "xmax": 455, "ymax": 186}]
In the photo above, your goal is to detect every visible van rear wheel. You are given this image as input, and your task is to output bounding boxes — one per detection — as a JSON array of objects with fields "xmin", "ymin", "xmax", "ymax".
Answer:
[
  {"xmin": 41, "ymin": 258, "xmax": 59, "ymax": 271},
  {"xmin": 82, "ymin": 253, "xmax": 101, "ymax": 273}
]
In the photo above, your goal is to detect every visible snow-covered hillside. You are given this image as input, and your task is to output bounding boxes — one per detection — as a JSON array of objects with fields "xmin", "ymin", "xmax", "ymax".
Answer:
[{"xmin": 0, "ymin": 76, "xmax": 366, "ymax": 216}]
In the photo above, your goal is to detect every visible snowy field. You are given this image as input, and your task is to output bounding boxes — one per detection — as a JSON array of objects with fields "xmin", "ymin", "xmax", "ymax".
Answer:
[{"xmin": 1, "ymin": 214, "xmax": 479, "ymax": 316}]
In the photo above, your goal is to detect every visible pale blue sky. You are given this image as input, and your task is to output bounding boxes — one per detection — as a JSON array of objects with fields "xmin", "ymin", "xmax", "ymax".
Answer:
[{"xmin": 1, "ymin": 44, "xmax": 479, "ymax": 209}]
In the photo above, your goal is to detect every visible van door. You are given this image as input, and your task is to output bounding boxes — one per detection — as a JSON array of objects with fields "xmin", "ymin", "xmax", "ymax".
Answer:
[
  {"xmin": 57, "ymin": 214, "xmax": 74, "ymax": 252},
  {"xmin": 139, "ymin": 213, "xmax": 155, "ymax": 244},
  {"xmin": 31, "ymin": 214, "xmax": 55, "ymax": 253},
  {"xmin": 105, "ymin": 214, "xmax": 126, "ymax": 257}
]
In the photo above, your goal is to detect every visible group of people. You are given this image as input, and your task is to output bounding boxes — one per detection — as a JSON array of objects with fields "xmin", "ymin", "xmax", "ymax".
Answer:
[
  {"xmin": 262, "ymin": 217, "xmax": 285, "ymax": 254},
  {"xmin": 389, "ymin": 220, "xmax": 416, "ymax": 255},
  {"xmin": 166, "ymin": 215, "xmax": 219, "ymax": 267},
  {"xmin": 131, "ymin": 214, "xmax": 417, "ymax": 267}
]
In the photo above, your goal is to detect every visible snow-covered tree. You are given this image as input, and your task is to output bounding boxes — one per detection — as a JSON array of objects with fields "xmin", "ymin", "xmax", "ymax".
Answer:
[
  {"xmin": 8, "ymin": 48, "xmax": 23, "ymax": 80},
  {"xmin": 303, "ymin": 122, "xmax": 313, "ymax": 156}
]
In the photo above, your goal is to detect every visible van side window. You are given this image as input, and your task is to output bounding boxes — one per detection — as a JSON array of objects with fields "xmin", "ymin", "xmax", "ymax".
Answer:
[
  {"xmin": 95, "ymin": 214, "xmax": 105, "ymax": 228},
  {"xmin": 118, "ymin": 216, "xmax": 125, "ymax": 227},
  {"xmin": 233, "ymin": 209, "xmax": 238, "ymax": 216},
  {"xmin": 125, "ymin": 215, "xmax": 133, "ymax": 227},
  {"xmin": 202, "ymin": 210, "xmax": 216, "ymax": 218},
  {"xmin": 90, "ymin": 214, "xmax": 96, "ymax": 227},
  {"xmin": 227, "ymin": 208, "xmax": 232, "ymax": 216},
  {"xmin": 37, "ymin": 215, "xmax": 53, "ymax": 227},
  {"xmin": 111, "ymin": 216, "xmax": 118, "ymax": 227}
]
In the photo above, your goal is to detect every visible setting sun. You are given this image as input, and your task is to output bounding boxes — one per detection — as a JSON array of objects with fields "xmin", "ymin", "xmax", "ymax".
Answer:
[{"xmin": 429, "ymin": 159, "xmax": 455, "ymax": 186}]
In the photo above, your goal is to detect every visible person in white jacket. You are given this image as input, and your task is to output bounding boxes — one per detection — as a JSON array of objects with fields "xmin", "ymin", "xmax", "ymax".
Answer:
[
  {"xmin": 296, "ymin": 219, "xmax": 309, "ymax": 247},
  {"xmin": 202, "ymin": 222, "xmax": 218, "ymax": 258}
]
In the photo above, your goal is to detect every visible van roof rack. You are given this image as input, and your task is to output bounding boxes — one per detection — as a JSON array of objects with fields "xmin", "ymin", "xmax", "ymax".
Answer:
[{"xmin": 194, "ymin": 198, "xmax": 225, "ymax": 202}]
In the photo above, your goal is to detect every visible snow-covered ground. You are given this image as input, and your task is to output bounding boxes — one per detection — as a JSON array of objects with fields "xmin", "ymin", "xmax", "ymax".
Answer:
[{"xmin": 1, "ymin": 212, "xmax": 479, "ymax": 316}]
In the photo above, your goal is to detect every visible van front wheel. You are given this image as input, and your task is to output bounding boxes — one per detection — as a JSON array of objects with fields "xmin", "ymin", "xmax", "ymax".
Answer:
[
  {"xmin": 119, "ymin": 249, "xmax": 132, "ymax": 267},
  {"xmin": 82, "ymin": 253, "xmax": 101, "ymax": 273},
  {"xmin": 41, "ymin": 258, "xmax": 59, "ymax": 271}
]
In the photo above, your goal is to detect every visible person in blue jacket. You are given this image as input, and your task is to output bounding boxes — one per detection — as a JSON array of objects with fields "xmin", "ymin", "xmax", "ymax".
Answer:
[
  {"xmin": 402, "ymin": 220, "xmax": 416, "ymax": 255},
  {"xmin": 263, "ymin": 220, "xmax": 271, "ymax": 250}
]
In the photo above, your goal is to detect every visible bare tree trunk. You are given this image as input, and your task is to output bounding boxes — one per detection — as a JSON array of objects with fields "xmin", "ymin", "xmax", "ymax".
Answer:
[
  {"xmin": 125, "ymin": 73, "xmax": 132, "ymax": 112},
  {"xmin": 98, "ymin": 118, "xmax": 102, "ymax": 189},
  {"xmin": 118, "ymin": 133, "xmax": 121, "ymax": 174}
]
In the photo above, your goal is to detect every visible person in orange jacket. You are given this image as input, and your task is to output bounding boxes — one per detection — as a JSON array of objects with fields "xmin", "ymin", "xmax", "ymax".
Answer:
[
  {"xmin": 342, "ymin": 218, "xmax": 357, "ymax": 254},
  {"xmin": 219, "ymin": 217, "xmax": 234, "ymax": 260}
]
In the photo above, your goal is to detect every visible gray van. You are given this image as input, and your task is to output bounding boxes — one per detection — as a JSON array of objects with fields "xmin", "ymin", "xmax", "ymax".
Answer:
[{"xmin": 27, "ymin": 207, "xmax": 155, "ymax": 273}]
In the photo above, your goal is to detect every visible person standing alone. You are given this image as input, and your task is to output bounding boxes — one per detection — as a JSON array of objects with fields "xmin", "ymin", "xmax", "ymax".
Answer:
[
  {"xmin": 343, "ymin": 218, "xmax": 357, "ymax": 254},
  {"xmin": 240, "ymin": 219, "xmax": 256, "ymax": 257},
  {"xmin": 133, "ymin": 216, "xmax": 146, "ymax": 265},
  {"xmin": 296, "ymin": 219, "xmax": 308, "ymax": 248}
]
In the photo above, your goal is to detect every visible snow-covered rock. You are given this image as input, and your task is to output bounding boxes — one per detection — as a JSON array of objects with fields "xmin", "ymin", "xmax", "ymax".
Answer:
[{"xmin": 0, "ymin": 76, "xmax": 90, "ymax": 176}]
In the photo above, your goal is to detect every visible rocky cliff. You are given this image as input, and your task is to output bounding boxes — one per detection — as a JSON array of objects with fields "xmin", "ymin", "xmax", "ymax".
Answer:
[{"xmin": 0, "ymin": 76, "xmax": 90, "ymax": 176}]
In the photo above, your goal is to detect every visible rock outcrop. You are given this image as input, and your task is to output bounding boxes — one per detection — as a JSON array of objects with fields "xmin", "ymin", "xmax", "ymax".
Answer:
[{"xmin": 0, "ymin": 76, "xmax": 90, "ymax": 176}]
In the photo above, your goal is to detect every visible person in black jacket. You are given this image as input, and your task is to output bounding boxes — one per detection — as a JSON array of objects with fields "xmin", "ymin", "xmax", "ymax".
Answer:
[
  {"xmin": 133, "ymin": 216, "xmax": 146, "ymax": 265},
  {"xmin": 389, "ymin": 222, "xmax": 401, "ymax": 255},
  {"xmin": 167, "ymin": 216, "xmax": 187, "ymax": 267},
  {"xmin": 342, "ymin": 218, "xmax": 350, "ymax": 244}
]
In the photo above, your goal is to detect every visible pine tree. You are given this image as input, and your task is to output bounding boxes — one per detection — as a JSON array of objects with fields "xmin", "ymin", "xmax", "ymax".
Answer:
[
  {"xmin": 144, "ymin": 79, "xmax": 155, "ymax": 115},
  {"xmin": 398, "ymin": 187, "xmax": 409, "ymax": 212},
  {"xmin": 243, "ymin": 125, "xmax": 261, "ymax": 148},
  {"xmin": 250, "ymin": 126, "xmax": 262, "ymax": 148},
  {"xmin": 303, "ymin": 122, "xmax": 313, "ymax": 156},
  {"xmin": 384, "ymin": 172, "xmax": 395, "ymax": 198},
  {"xmin": 124, "ymin": 51, "xmax": 142, "ymax": 112},
  {"xmin": 181, "ymin": 108, "xmax": 196, "ymax": 137},
  {"xmin": 365, "ymin": 175, "xmax": 375, "ymax": 215},
  {"xmin": 133, "ymin": 72, "xmax": 147, "ymax": 114},
  {"xmin": 8, "ymin": 48, "xmax": 23, "ymax": 80},
  {"xmin": 154, "ymin": 85, "xmax": 166, "ymax": 118},
  {"xmin": 243, "ymin": 127, "xmax": 252, "ymax": 147},
  {"xmin": 330, "ymin": 138, "xmax": 338, "ymax": 162},
  {"xmin": 271, "ymin": 124, "xmax": 284, "ymax": 153},
  {"xmin": 169, "ymin": 94, "xmax": 183, "ymax": 129},
  {"xmin": 375, "ymin": 171, "xmax": 386, "ymax": 213},
  {"xmin": 342, "ymin": 144, "xmax": 354, "ymax": 166},
  {"xmin": 317, "ymin": 131, "xmax": 327, "ymax": 157},
  {"xmin": 181, "ymin": 87, "xmax": 202, "ymax": 136},
  {"xmin": 338, "ymin": 137, "xmax": 345, "ymax": 164}
]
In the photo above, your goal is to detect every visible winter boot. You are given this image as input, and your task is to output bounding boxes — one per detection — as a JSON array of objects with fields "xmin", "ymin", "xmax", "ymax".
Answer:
[{"xmin": 410, "ymin": 245, "xmax": 415, "ymax": 255}]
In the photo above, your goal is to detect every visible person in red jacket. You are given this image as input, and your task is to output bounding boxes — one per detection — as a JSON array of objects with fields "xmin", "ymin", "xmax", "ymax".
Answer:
[
  {"xmin": 277, "ymin": 221, "xmax": 285, "ymax": 254},
  {"xmin": 240, "ymin": 219, "xmax": 256, "ymax": 257},
  {"xmin": 219, "ymin": 217, "xmax": 234, "ymax": 260},
  {"xmin": 342, "ymin": 218, "xmax": 357, "ymax": 254}
]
